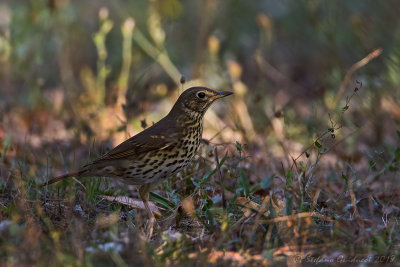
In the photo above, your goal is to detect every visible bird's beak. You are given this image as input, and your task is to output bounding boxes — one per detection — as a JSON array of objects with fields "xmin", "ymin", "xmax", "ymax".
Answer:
[{"xmin": 213, "ymin": 91, "xmax": 234, "ymax": 99}]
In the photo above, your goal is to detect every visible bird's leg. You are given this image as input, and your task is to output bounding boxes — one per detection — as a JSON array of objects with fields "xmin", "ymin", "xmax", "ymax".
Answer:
[{"xmin": 139, "ymin": 183, "xmax": 156, "ymax": 240}]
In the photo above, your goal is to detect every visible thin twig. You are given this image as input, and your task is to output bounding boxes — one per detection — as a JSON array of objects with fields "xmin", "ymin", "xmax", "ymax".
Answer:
[
  {"xmin": 214, "ymin": 147, "xmax": 226, "ymax": 209},
  {"xmin": 335, "ymin": 48, "xmax": 382, "ymax": 106},
  {"xmin": 257, "ymin": 211, "xmax": 335, "ymax": 225}
]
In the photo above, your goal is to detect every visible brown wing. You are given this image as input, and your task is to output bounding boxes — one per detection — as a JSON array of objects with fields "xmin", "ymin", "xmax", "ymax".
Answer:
[{"xmin": 88, "ymin": 116, "xmax": 180, "ymax": 165}]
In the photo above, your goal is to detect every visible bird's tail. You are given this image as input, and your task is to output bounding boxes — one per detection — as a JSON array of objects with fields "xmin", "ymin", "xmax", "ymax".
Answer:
[{"xmin": 40, "ymin": 170, "xmax": 85, "ymax": 188}]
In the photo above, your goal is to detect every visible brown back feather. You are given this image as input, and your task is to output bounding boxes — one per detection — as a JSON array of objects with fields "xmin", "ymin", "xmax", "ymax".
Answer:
[{"xmin": 86, "ymin": 115, "xmax": 182, "ymax": 166}]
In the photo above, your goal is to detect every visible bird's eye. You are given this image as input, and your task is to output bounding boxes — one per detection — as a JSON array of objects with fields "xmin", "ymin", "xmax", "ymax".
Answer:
[{"xmin": 197, "ymin": 92, "xmax": 206, "ymax": 99}]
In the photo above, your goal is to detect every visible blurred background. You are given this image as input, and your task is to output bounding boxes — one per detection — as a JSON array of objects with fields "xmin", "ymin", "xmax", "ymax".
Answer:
[
  {"xmin": 2, "ymin": 0, "xmax": 400, "ymax": 199},
  {"xmin": 1, "ymin": 0, "xmax": 399, "ymax": 157},
  {"xmin": 2, "ymin": 0, "xmax": 400, "ymax": 264}
]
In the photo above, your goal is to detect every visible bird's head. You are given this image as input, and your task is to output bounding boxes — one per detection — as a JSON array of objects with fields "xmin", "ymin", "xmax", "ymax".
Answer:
[{"xmin": 171, "ymin": 87, "xmax": 233, "ymax": 116}]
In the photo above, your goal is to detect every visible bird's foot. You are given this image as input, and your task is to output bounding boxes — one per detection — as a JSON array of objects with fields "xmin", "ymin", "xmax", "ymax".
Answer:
[
  {"xmin": 143, "ymin": 215, "xmax": 160, "ymax": 241},
  {"xmin": 146, "ymin": 216, "xmax": 156, "ymax": 240}
]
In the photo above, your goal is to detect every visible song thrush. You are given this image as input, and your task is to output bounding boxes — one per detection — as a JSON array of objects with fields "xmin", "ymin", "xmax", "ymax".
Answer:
[{"xmin": 42, "ymin": 86, "xmax": 233, "ymax": 238}]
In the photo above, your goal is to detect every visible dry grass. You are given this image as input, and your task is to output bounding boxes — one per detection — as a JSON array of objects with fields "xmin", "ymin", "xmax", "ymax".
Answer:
[{"xmin": 1, "ymin": 1, "xmax": 400, "ymax": 266}]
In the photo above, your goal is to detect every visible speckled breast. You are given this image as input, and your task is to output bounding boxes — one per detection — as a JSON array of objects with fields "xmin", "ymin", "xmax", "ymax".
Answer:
[{"xmin": 121, "ymin": 119, "xmax": 203, "ymax": 185}]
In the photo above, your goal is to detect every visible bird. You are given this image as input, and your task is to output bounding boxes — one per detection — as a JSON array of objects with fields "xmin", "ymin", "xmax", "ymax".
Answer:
[{"xmin": 41, "ymin": 86, "xmax": 233, "ymax": 238}]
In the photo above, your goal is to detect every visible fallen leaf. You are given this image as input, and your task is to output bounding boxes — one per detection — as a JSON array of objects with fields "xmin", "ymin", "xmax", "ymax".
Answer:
[
  {"xmin": 182, "ymin": 196, "xmax": 195, "ymax": 217},
  {"xmin": 101, "ymin": 195, "xmax": 163, "ymax": 218}
]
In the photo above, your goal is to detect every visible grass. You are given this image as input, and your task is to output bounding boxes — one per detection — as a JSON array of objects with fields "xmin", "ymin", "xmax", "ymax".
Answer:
[
  {"xmin": 2, "ymin": 1, "xmax": 400, "ymax": 266},
  {"xmin": 2, "ymin": 86, "xmax": 399, "ymax": 265}
]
